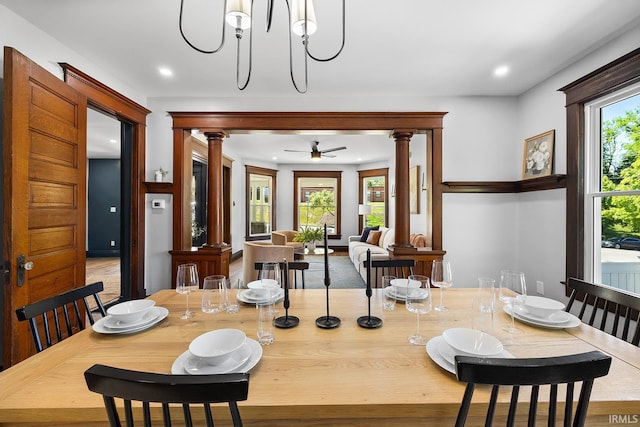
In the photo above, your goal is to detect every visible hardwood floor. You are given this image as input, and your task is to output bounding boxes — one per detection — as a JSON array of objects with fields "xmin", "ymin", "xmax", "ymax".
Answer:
[{"xmin": 86, "ymin": 257, "xmax": 121, "ymax": 305}]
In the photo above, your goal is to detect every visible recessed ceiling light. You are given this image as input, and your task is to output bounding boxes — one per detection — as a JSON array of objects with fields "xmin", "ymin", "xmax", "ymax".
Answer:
[
  {"xmin": 272, "ymin": 156, "xmax": 277, "ymax": 160},
  {"xmin": 109, "ymin": 139, "xmax": 117, "ymax": 144},
  {"xmin": 493, "ymin": 65, "xmax": 510, "ymax": 78},
  {"xmin": 159, "ymin": 67, "xmax": 173, "ymax": 77}
]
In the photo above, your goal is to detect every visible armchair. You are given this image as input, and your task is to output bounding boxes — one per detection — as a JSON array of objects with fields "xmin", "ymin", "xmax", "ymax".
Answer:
[
  {"xmin": 242, "ymin": 242, "xmax": 294, "ymax": 284},
  {"xmin": 271, "ymin": 230, "xmax": 303, "ymax": 249}
]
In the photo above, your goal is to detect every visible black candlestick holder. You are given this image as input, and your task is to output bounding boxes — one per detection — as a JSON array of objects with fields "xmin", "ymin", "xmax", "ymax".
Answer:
[
  {"xmin": 275, "ymin": 260, "xmax": 299, "ymax": 328},
  {"xmin": 316, "ymin": 224, "xmax": 341, "ymax": 329},
  {"xmin": 357, "ymin": 248, "xmax": 382, "ymax": 328}
]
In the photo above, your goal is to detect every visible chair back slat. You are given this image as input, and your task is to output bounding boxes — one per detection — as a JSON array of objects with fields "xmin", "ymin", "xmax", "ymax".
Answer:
[
  {"xmin": 566, "ymin": 278, "xmax": 640, "ymax": 346},
  {"xmin": 85, "ymin": 364, "xmax": 249, "ymax": 427},
  {"xmin": 254, "ymin": 261, "xmax": 309, "ymax": 289},
  {"xmin": 362, "ymin": 257, "xmax": 416, "ymax": 288},
  {"xmin": 16, "ymin": 282, "xmax": 107, "ymax": 353},
  {"xmin": 454, "ymin": 351, "xmax": 611, "ymax": 427}
]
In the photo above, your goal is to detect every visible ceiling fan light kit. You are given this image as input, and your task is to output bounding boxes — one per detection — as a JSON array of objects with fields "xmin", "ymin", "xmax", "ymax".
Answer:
[{"xmin": 179, "ymin": 0, "xmax": 345, "ymax": 93}]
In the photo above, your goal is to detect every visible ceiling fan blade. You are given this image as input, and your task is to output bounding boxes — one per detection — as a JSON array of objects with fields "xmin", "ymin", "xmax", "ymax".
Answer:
[
  {"xmin": 321, "ymin": 153, "xmax": 337, "ymax": 158},
  {"xmin": 320, "ymin": 146, "xmax": 347, "ymax": 154},
  {"xmin": 284, "ymin": 149, "xmax": 308, "ymax": 153}
]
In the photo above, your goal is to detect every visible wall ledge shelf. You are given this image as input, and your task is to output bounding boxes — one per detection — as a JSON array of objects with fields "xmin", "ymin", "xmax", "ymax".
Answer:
[
  {"xmin": 144, "ymin": 182, "xmax": 174, "ymax": 194},
  {"xmin": 442, "ymin": 174, "xmax": 566, "ymax": 193}
]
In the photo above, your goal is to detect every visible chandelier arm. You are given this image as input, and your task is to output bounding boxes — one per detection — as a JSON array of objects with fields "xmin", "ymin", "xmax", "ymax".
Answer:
[
  {"xmin": 286, "ymin": 0, "xmax": 308, "ymax": 93},
  {"xmin": 304, "ymin": 0, "xmax": 346, "ymax": 62},
  {"xmin": 179, "ymin": 0, "xmax": 227, "ymax": 54},
  {"xmin": 266, "ymin": 0, "xmax": 274, "ymax": 32},
  {"xmin": 236, "ymin": 1, "xmax": 254, "ymax": 90}
]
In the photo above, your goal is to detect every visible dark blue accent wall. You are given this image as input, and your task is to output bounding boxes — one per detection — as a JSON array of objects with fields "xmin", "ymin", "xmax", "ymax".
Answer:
[{"xmin": 87, "ymin": 159, "xmax": 121, "ymax": 257}]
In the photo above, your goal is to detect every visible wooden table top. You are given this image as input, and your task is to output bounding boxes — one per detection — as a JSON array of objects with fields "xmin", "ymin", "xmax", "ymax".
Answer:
[{"xmin": 0, "ymin": 288, "xmax": 639, "ymax": 426}]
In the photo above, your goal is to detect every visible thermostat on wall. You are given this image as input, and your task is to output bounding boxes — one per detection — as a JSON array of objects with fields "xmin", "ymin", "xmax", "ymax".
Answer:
[{"xmin": 151, "ymin": 199, "xmax": 166, "ymax": 209}]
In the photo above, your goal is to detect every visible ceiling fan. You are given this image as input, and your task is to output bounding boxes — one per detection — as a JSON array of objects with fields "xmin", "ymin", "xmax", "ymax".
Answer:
[{"xmin": 284, "ymin": 140, "xmax": 347, "ymax": 161}]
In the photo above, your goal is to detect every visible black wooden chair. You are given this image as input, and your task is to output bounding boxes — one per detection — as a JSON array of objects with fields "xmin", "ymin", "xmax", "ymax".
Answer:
[
  {"xmin": 454, "ymin": 350, "xmax": 611, "ymax": 427},
  {"xmin": 84, "ymin": 364, "xmax": 249, "ymax": 427},
  {"xmin": 254, "ymin": 261, "xmax": 309, "ymax": 289},
  {"xmin": 15, "ymin": 281, "xmax": 107, "ymax": 352},
  {"xmin": 362, "ymin": 256, "xmax": 415, "ymax": 288},
  {"xmin": 566, "ymin": 277, "xmax": 640, "ymax": 346}
]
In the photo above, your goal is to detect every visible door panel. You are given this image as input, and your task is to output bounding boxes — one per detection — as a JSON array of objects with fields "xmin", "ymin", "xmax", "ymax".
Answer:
[{"xmin": 2, "ymin": 47, "xmax": 87, "ymax": 367}]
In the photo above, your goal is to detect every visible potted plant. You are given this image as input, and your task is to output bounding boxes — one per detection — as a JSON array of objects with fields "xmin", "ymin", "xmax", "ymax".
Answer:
[{"xmin": 293, "ymin": 226, "xmax": 324, "ymax": 251}]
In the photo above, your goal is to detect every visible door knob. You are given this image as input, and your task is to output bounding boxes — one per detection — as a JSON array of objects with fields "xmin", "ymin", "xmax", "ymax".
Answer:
[{"xmin": 17, "ymin": 254, "xmax": 33, "ymax": 287}]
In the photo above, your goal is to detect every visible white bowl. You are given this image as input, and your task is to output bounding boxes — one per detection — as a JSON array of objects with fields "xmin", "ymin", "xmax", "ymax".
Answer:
[
  {"xmin": 523, "ymin": 296, "xmax": 566, "ymax": 318},
  {"xmin": 442, "ymin": 328, "xmax": 503, "ymax": 357},
  {"xmin": 189, "ymin": 329, "xmax": 247, "ymax": 366},
  {"xmin": 107, "ymin": 299, "xmax": 156, "ymax": 324},
  {"xmin": 391, "ymin": 278, "xmax": 421, "ymax": 295}
]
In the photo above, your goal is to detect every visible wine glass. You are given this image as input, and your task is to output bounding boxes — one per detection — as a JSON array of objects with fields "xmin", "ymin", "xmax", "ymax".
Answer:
[
  {"xmin": 431, "ymin": 260, "xmax": 453, "ymax": 311},
  {"xmin": 499, "ymin": 270, "xmax": 526, "ymax": 333},
  {"xmin": 176, "ymin": 263, "xmax": 199, "ymax": 319},
  {"xmin": 406, "ymin": 275, "xmax": 432, "ymax": 345}
]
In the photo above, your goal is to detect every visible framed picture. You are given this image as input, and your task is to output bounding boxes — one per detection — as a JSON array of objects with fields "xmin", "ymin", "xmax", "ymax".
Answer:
[
  {"xmin": 522, "ymin": 130, "xmax": 555, "ymax": 179},
  {"xmin": 410, "ymin": 165, "xmax": 420, "ymax": 214}
]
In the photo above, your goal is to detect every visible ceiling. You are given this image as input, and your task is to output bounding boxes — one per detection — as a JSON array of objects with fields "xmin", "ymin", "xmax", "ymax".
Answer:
[{"xmin": 5, "ymin": 0, "xmax": 640, "ymax": 162}]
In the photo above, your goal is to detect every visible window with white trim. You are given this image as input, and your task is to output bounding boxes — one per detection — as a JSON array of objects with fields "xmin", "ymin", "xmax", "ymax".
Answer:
[{"xmin": 584, "ymin": 84, "xmax": 640, "ymax": 295}]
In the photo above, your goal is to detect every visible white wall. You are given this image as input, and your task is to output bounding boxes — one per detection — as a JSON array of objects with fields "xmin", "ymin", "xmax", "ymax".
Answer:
[
  {"xmin": 0, "ymin": 5, "xmax": 145, "ymax": 106},
  {"xmin": 146, "ymin": 96, "xmax": 521, "ymax": 290},
  {"xmin": 515, "ymin": 23, "xmax": 640, "ymax": 303}
]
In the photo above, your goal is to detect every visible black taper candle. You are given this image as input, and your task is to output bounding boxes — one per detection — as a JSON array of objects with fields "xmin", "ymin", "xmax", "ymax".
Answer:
[
  {"xmin": 316, "ymin": 223, "xmax": 340, "ymax": 328},
  {"xmin": 324, "ymin": 224, "xmax": 330, "ymax": 285}
]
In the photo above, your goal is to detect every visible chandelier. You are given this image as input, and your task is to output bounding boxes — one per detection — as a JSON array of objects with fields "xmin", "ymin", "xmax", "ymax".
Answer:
[{"xmin": 179, "ymin": 0, "xmax": 346, "ymax": 93}]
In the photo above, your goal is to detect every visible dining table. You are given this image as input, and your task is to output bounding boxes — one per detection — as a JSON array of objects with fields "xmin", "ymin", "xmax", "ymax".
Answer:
[{"xmin": 0, "ymin": 288, "xmax": 639, "ymax": 426}]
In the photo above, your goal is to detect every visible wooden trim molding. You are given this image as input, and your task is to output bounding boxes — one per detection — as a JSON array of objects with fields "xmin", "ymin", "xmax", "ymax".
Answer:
[
  {"xmin": 442, "ymin": 174, "xmax": 567, "ymax": 193},
  {"xmin": 560, "ymin": 47, "xmax": 640, "ymax": 282},
  {"xmin": 169, "ymin": 111, "xmax": 447, "ymax": 252},
  {"xmin": 60, "ymin": 63, "xmax": 151, "ymax": 300}
]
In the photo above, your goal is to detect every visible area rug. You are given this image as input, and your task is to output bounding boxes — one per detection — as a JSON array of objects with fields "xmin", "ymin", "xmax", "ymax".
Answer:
[{"xmin": 302, "ymin": 255, "xmax": 366, "ymax": 289}]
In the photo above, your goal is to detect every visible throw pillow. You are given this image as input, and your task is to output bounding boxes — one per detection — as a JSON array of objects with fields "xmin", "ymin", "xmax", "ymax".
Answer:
[
  {"xmin": 359, "ymin": 226, "xmax": 379, "ymax": 242},
  {"xmin": 366, "ymin": 230, "xmax": 382, "ymax": 245}
]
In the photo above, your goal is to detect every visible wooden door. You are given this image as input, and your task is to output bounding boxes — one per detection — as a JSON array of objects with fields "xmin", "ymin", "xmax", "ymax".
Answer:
[{"xmin": 2, "ymin": 47, "xmax": 87, "ymax": 367}]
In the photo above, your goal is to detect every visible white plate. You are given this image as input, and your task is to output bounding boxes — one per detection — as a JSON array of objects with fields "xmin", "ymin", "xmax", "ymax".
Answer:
[
  {"xmin": 426, "ymin": 336, "xmax": 455, "ymax": 374},
  {"xmin": 237, "ymin": 289, "xmax": 284, "ymax": 305},
  {"xmin": 93, "ymin": 307, "xmax": 168, "ymax": 334},
  {"xmin": 246, "ymin": 279, "xmax": 279, "ymax": 289},
  {"xmin": 384, "ymin": 287, "xmax": 427, "ymax": 302},
  {"xmin": 103, "ymin": 308, "xmax": 159, "ymax": 329},
  {"xmin": 504, "ymin": 305, "xmax": 581, "ymax": 329},
  {"xmin": 514, "ymin": 305, "xmax": 572, "ymax": 325},
  {"xmin": 184, "ymin": 341, "xmax": 252, "ymax": 374},
  {"xmin": 426, "ymin": 336, "xmax": 514, "ymax": 375},
  {"xmin": 172, "ymin": 338, "xmax": 262, "ymax": 375}
]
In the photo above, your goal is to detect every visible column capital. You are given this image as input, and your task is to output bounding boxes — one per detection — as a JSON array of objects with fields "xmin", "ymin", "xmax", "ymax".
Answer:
[
  {"xmin": 391, "ymin": 129, "xmax": 416, "ymax": 141},
  {"xmin": 204, "ymin": 130, "xmax": 228, "ymax": 141}
]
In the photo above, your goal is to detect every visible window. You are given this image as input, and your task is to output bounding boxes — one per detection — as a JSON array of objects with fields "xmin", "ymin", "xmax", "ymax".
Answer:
[
  {"xmin": 246, "ymin": 166, "xmax": 277, "ymax": 239},
  {"xmin": 358, "ymin": 168, "xmax": 389, "ymax": 229},
  {"xmin": 585, "ymin": 88, "xmax": 640, "ymax": 293},
  {"xmin": 293, "ymin": 171, "xmax": 342, "ymax": 238},
  {"xmin": 562, "ymin": 47, "xmax": 640, "ymax": 295}
]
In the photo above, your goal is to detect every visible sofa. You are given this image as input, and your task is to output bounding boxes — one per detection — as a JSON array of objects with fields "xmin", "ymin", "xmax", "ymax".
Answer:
[
  {"xmin": 348, "ymin": 227, "xmax": 395, "ymax": 281},
  {"xmin": 348, "ymin": 228, "xmax": 429, "ymax": 282}
]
